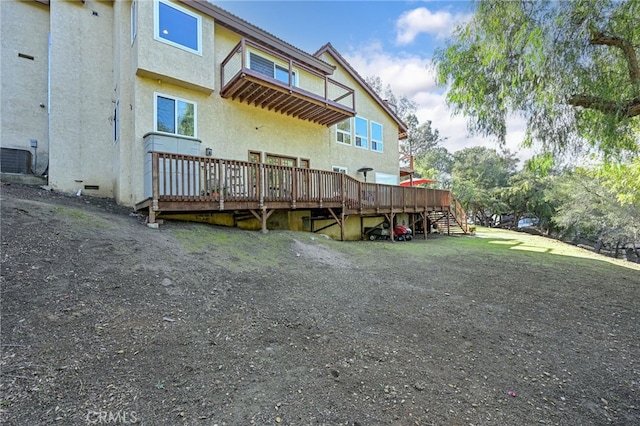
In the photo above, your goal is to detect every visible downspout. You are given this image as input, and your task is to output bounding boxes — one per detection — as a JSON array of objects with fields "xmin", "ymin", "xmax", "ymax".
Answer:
[{"xmin": 45, "ymin": 31, "xmax": 51, "ymax": 181}]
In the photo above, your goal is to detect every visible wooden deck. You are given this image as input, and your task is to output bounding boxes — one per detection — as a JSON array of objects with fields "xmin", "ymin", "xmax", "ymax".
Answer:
[{"xmin": 136, "ymin": 152, "xmax": 469, "ymax": 240}]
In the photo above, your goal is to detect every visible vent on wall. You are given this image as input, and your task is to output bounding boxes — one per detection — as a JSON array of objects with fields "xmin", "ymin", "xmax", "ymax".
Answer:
[
  {"xmin": 84, "ymin": 185, "xmax": 100, "ymax": 190},
  {"xmin": 0, "ymin": 148, "xmax": 32, "ymax": 174}
]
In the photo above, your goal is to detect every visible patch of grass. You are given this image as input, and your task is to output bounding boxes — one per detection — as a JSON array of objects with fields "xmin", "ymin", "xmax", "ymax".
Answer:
[
  {"xmin": 171, "ymin": 227, "xmax": 293, "ymax": 271},
  {"xmin": 53, "ymin": 206, "xmax": 111, "ymax": 229}
]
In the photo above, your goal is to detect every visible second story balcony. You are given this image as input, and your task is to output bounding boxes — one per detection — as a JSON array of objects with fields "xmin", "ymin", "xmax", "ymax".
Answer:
[{"xmin": 220, "ymin": 38, "xmax": 356, "ymax": 127}]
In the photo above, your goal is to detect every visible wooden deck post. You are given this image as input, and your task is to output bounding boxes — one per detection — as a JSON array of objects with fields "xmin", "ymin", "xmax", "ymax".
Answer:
[
  {"xmin": 249, "ymin": 208, "xmax": 274, "ymax": 234},
  {"xmin": 261, "ymin": 208, "xmax": 268, "ymax": 233},
  {"xmin": 422, "ymin": 211, "xmax": 428, "ymax": 240},
  {"xmin": 446, "ymin": 208, "xmax": 451, "ymax": 236}
]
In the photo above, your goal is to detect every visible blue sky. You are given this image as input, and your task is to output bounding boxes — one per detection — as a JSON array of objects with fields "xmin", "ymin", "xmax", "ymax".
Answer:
[{"xmin": 213, "ymin": 0, "xmax": 532, "ymax": 160}]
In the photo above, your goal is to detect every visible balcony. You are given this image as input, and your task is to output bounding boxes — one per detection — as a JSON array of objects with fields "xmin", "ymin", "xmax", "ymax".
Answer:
[{"xmin": 220, "ymin": 38, "xmax": 356, "ymax": 127}]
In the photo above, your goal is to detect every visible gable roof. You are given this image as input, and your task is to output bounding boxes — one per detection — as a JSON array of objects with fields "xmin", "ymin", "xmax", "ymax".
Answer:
[
  {"xmin": 181, "ymin": 1, "xmax": 335, "ymax": 76},
  {"xmin": 314, "ymin": 43, "xmax": 408, "ymax": 139}
]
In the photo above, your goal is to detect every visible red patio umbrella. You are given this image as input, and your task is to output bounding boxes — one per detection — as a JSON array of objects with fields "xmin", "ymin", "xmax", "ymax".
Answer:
[{"xmin": 399, "ymin": 178, "xmax": 436, "ymax": 187}]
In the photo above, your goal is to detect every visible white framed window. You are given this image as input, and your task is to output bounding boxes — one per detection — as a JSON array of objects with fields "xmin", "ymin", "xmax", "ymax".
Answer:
[
  {"xmin": 249, "ymin": 52, "xmax": 298, "ymax": 86},
  {"xmin": 355, "ymin": 116, "xmax": 368, "ymax": 149},
  {"xmin": 154, "ymin": 0, "xmax": 202, "ymax": 55},
  {"xmin": 336, "ymin": 118, "xmax": 351, "ymax": 145},
  {"xmin": 332, "ymin": 166, "xmax": 347, "ymax": 173},
  {"xmin": 131, "ymin": 0, "xmax": 137, "ymax": 45},
  {"xmin": 371, "ymin": 121, "xmax": 383, "ymax": 152},
  {"xmin": 375, "ymin": 172, "xmax": 398, "ymax": 185},
  {"xmin": 154, "ymin": 93, "xmax": 196, "ymax": 137}
]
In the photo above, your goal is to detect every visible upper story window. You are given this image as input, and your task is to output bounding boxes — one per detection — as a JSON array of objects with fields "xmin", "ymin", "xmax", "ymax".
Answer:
[
  {"xmin": 371, "ymin": 121, "xmax": 383, "ymax": 153},
  {"xmin": 155, "ymin": 93, "xmax": 196, "ymax": 137},
  {"xmin": 355, "ymin": 116, "xmax": 368, "ymax": 149},
  {"xmin": 249, "ymin": 53, "xmax": 298, "ymax": 86},
  {"xmin": 336, "ymin": 118, "xmax": 351, "ymax": 145},
  {"xmin": 154, "ymin": 0, "xmax": 202, "ymax": 55}
]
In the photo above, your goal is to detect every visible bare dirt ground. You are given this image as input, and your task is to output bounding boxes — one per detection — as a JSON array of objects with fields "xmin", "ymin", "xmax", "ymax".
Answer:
[{"xmin": 1, "ymin": 182, "xmax": 639, "ymax": 426}]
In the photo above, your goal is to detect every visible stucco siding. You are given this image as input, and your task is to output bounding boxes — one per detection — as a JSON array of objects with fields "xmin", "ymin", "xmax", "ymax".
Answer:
[
  {"xmin": 2, "ymin": 0, "xmax": 404, "ymax": 209},
  {"xmin": 0, "ymin": 0, "xmax": 50, "ymax": 174},
  {"xmin": 48, "ymin": 0, "xmax": 115, "ymax": 197},
  {"xmin": 319, "ymin": 52, "xmax": 401, "ymax": 183},
  {"xmin": 134, "ymin": 0, "xmax": 215, "ymax": 94},
  {"xmin": 111, "ymin": 0, "xmax": 137, "ymax": 205}
]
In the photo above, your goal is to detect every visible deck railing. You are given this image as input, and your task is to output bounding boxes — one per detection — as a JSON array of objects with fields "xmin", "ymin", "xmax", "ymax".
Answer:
[{"xmin": 147, "ymin": 152, "xmax": 467, "ymax": 230}]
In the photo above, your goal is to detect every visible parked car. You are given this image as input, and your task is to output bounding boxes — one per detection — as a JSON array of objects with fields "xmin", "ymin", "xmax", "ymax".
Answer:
[{"xmin": 517, "ymin": 217, "xmax": 540, "ymax": 229}]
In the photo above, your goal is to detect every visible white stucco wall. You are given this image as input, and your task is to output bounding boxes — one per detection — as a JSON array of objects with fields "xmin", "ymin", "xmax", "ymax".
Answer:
[
  {"xmin": 134, "ymin": 0, "xmax": 215, "ymax": 93},
  {"xmin": 47, "ymin": 0, "xmax": 116, "ymax": 197},
  {"xmin": 0, "ymin": 0, "xmax": 50, "ymax": 174}
]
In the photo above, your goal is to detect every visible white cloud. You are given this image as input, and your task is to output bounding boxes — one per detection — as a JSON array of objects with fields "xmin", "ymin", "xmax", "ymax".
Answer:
[
  {"xmin": 395, "ymin": 7, "xmax": 472, "ymax": 45},
  {"xmin": 344, "ymin": 43, "xmax": 436, "ymax": 96}
]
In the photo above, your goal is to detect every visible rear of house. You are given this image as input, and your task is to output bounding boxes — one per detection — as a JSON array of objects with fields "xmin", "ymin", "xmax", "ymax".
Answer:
[
  {"xmin": 2, "ymin": 0, "xmax": 405, "ymax": 200},
  {"xmin": 2, "ymin": 0, "xmax": 468, "ymax": 240}
]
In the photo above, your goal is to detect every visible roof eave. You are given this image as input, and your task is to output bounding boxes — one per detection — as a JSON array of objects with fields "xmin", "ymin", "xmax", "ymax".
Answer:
[
  {"xmin": 180, "ymin": 1, "xmax": 335, "ymax": 76},
  {"xmin": 315, "ymin": 43, "xmax": 409, "ymax": 138}
]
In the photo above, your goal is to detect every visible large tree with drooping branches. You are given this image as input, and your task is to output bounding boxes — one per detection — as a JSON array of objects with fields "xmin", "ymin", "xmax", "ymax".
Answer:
[{"xmin": 434, "ymin": 0, "xmax": 639, "ymax": 159}]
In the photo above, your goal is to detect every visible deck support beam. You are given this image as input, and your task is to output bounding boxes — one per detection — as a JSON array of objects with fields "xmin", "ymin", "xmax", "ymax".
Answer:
[
  {"xmin": 249, "ymin": 208, "xmax": 274, "ymax": 233},
  {"xmin": 384, "ymin": 212, "xmax": 395, "ymax": 242},
  {"xmin": 326, "ymin": 208, "xmax": 346, "ymax": 241},
  {"xmin": 422, "ymin": 212, "xmax": 428, "ymax": 240}
]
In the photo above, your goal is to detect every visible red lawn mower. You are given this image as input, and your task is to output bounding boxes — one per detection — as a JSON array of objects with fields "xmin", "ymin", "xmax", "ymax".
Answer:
[
  {"xmin": 365, "ymin": 223, "xmax": 413, "ymax": 241},
  {"xmin": 393, "ymin": 224, "xmax": 413, "ymax": 241}
]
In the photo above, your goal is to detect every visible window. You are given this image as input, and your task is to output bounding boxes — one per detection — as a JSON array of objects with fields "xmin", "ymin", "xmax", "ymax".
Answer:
[
  {"xmin": 332, "ymin": 166, "xmax": 347, "ymax": 173},
  {"xmin": 131, "ymin": 0, "xmax": 137, "ymax": 45},
  {"xmin": 248, "ymin": 151, "xmax": 261, "ymax": 163},
  {"xmin": 266, "ymin": 154, "xmax": 296, "ymax": 167},
  {"xmin": 336, "ymin": 118, "xmax": 351, "ymax": 145},
  {"xmin": 375, "ymin": 172, "xmax": 398, "ymax": 185},
  {"xmin": 355, "ymin": 116, "xmax": 368, "ymax": 149},
  {"xmin": 154, "ymin": 0, "xmax": 201, "ymax": 55},
  {"xmin": 249, "ymin": 52, "xmax": 297, "ymax": 86},
  {"xmin": 371, "ymin": 121, "xmax": 383, "ymax": 152},
  {"xmin": 155, "ymin": 93, "xmax": 196, "ymax": 137}
]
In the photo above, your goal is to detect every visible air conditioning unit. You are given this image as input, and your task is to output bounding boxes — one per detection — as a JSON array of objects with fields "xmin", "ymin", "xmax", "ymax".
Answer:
[{"xmin": 0, "ymin": 148, "xmax": 32, "ymax": 174}]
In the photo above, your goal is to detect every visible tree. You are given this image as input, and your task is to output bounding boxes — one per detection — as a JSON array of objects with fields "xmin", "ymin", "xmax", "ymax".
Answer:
[
  {"xmin": 364, "ymin": 76, "xmax": 417, "ymax": 120},
  {"xmin": 400, "ymin": 115, "xmax": 446, "ymax": 160},
  {"xmin": 434, "ymin": 0, "xmax": 640, "ymax": 159},
  {"xmin": 450, "ymin": 147, "xmax": 519, "ymax": 224},
  {"xmin": 414, "ymin": 146, "xmax": 453, "ymax": 189},
  {"xmin": 364, "ymin": 76, "xmax": 445, "ymax": 167},
  {"xmin": 547, "ymin": 167, "xmax": 640, "ymax": 253},
  {"xmin": 498, "ymin": 165, "xmax": 556, "ymax": 232},
  {"xmin": 596, "ymin": 157, "xmax": 640, "ymax": 206}
]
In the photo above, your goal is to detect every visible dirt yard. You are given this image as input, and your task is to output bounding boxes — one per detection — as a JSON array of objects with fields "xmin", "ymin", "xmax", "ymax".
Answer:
[{"xmin": 1, "ymin": 182, "xmax": 639, "ymax": 425}]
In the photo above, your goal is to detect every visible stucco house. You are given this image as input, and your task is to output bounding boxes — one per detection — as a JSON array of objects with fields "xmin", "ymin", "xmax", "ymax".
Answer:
[{"xmin": 1, "ymin": 0, "xmax": 467, "ymax": 240}]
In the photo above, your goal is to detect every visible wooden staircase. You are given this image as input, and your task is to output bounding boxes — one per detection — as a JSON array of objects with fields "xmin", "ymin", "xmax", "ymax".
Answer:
[{"xmin": 428, "ymin": 198, "xmax": 469, "ymax": 235}]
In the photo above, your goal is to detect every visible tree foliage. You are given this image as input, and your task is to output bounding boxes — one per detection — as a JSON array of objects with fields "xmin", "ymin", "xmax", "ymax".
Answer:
[
  {"xmin": 547, "ymin": 167, "xmax": 640, "ymax": 248},
  {"xmin": 414, "ymin": 146, "xmax": 454, "ymax": 188},
  {"xmin": 450, "ymin": 147, "xmax": 519, "ymax": 222},
  {"xmin": 400, "ymin": 115, "xmax": 446, "ymax": 159},
  {"xmin": 364, "ymin": 76, "xmax": 417, "ymax": 120},
  {"xmin": 434, "ymin": 0, "xmax": 640, "ymax": 159},
  {"xmin": 498, "ymin": 165, "xmax": 556, "ymax": 232}
]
